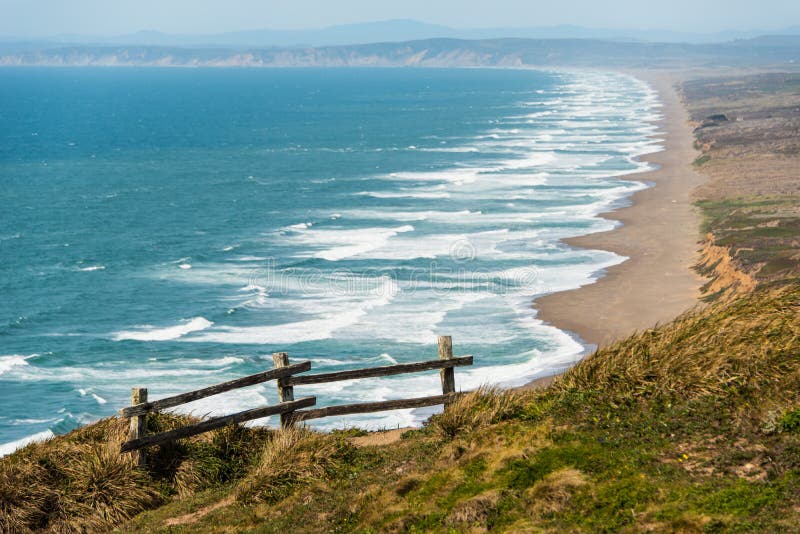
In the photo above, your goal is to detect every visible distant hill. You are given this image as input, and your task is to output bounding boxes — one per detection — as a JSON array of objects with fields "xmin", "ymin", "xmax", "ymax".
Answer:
[
  {"xmin": 1, "ymin": 35, "xmax": 798, "ymax": 68},
  {"xmin": 3, "ymin": 19, "xmax": 800, "ymax": 49}
]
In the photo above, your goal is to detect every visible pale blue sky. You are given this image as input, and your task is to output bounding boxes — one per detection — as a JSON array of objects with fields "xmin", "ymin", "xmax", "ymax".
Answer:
[{"xmin": 1, "ymin": 0, "xmax": 798, "ymax": 37}]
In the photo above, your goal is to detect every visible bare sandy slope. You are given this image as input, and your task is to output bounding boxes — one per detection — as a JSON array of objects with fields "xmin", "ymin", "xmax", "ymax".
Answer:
[{"xmin": 534, "ymin": 73, "xmax": 707, "ymax": 350}]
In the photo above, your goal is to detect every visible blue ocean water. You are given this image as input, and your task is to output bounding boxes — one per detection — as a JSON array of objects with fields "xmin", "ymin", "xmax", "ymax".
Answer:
[{"xmin": 0, "ymin": 67, "xmax": 661, "ymax": 451}]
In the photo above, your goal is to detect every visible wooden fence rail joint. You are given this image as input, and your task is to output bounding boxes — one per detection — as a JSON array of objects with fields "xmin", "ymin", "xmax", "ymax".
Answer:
[
  {"xmin": 285, "ymin": 356, "xmax": 472, "ymax": 386},
  {"xmin": 119, "ymin": 360, "xmax": 311, "ymax": 418},
  {"xmin": 121, "ymin": 397, "xmax": 316, "ymax": 453}
]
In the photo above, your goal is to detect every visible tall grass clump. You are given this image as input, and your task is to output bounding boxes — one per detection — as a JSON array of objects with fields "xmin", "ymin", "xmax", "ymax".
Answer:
[
  {"xmin": 427, "ymin": 386, "xmax": 524, "ymax": 439},
  {"xmin": 0, "ymin": 412, "xmax": 271, "ymax": 532},
  {"xmin": 235, "ymin": 427, "xmax": 356, "ymax": 504},
  {"xmin": 146, "ymin": 415, "xmax": 268, "ymax": 498},
  {"xmin": 0, "ymin": 417, "xmax": 160, "ymax": 532}
]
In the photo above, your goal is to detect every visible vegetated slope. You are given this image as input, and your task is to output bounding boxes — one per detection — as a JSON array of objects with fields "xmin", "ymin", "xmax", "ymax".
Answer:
[
  {"xmin": 2, "ymin": 282, "xmax": 799, "ymax": 532},
  {"xmin": 681, "ymin": 73, "xmax": 800, "ymax": 297}
]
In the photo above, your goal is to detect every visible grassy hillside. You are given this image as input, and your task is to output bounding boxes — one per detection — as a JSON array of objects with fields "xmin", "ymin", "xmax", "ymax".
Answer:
[{"xmin": 2, "ymin": 282, "xmax": 799, "ymax": 532}]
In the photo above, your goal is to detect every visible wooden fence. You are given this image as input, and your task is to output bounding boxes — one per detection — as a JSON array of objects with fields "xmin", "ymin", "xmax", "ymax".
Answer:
[{"xmin": 120, "ymin": 335, "xmax": 472, "ymax": 463}]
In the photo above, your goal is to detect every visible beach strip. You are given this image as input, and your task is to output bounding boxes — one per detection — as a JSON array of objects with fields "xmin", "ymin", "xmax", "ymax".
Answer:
[{"xmin": 534, "ymin": 72, "xmax": 706, "ymax": 351}]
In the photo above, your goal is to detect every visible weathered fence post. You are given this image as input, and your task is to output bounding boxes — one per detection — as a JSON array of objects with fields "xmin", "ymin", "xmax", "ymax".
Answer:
[
  {"xmin": 273, "ymin": 352, "xmax": 295, "ymax": 427},
  {"xmin": 129, "ymin": 387, "xmax": 148, "ymax": 467},
  {"xmin": 438, "ymin": 335, "xmax": 455, "ymax": 403}
]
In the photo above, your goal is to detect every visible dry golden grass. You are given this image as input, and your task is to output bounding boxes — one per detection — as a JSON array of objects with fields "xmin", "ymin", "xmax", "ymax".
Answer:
[
  {"xmin": 234, "ymin": 427, "xmax": 351, "ymax": 504},
  {"xmin": 0, "ymin": 418, "xmax": 160, "ymax": 533},
  {"xmin": 427, "ymin": 386, "xmax": 524, "ymax": 440},
  {"xmin": 523, "ymin": 468, "xmax": 587, "ymax": 515},
  {"xmin": 0, "ymin": 413, "xmax": 269, "ymax": 532},
  {"xmin": 559, "ymin": 281, "xmax": 800, "ymax": 404},
  {"xmin": 445, "ymin": 489, "xmax": 501, "ymax": 531}
]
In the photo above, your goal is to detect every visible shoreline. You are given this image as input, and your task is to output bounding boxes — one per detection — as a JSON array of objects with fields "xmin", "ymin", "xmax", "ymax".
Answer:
[
  {"xmin": 531, "ymin": 71, "xmax": 706, "ymax": 371},
  {"xmin": 0, "ymin": 69, "xmax": 707, "ymax": 451}
]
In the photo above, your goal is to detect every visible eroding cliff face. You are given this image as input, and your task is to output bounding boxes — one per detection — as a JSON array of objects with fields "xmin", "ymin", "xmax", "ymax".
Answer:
[
  {"xmin": 696, "ymin": 233, "xmax": 757, "ymax": 300},
  {"xmin": 683, "ymin": 74, "xmax": 800, "ymax": 296}
]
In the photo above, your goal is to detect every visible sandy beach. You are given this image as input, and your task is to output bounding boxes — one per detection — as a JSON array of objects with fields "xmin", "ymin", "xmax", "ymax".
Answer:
[{"xmin": 534, "ymin": 72, "xmax": 707, "ymax": 351}]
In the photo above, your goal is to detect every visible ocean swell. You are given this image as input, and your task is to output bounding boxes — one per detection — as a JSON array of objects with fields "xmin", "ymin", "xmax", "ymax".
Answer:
[{"xmin": 0, "ymin": 68, "xmax": 664, "ymax": 448}]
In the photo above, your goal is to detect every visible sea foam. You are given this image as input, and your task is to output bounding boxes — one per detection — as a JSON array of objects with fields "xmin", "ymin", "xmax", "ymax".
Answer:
[
  {"xmin": 113, "ymin": 317, "xmax": 214, "ymax": 341},
  {"xmin": 0, "ymin": 354, "xmax": 36, "ymax": 376},
  {"xmin": 1, "ymin": 69, "xmax": 665, "ymax": 438},
  {"xmin": 291, "ymin": 225, "xmax": 416, "ymax": 261},
  {"xmin": 0, "ymin": 430, "xmax": 55, "ymax": 457}
]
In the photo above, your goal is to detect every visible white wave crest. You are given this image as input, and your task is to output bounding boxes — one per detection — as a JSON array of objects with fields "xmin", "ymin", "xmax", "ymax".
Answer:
[
  {"xmin": 0, "ymin": 430, "xmax": 55, "ymax": 457},
  {"xmin": 0, "ymin": 354, "xmax": 36, "ymax": 376},
  {"xmin": 113, "ymin": 317, "xmax": 214, "ymax": 341},
  {"xmin": 379, "ymin": 353, "xmax": 398, "ymax": 364},
  {"xmin": 189, "ymin": 276, "xmax": 398, "ymax": 344},
  {"xmin": 289, "ymin": 225, "xmax": 415, "ymax": 262},
  {"xmin": 356, "ymin": 190, "xmax": 451, "ymax": 199}
]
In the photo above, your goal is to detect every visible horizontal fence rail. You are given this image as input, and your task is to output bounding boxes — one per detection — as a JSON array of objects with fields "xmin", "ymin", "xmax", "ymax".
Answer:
[
  {"xmin": 274, "ymin": 334, "xmax": 468, "ymax": 426},
  {"xmin": 120, "ymin": 335, "xmax": 472, "ymax": 464},
  {"xmin": 119, "ymin": 361, "xmax": 311, "ymax": 418},
  {"xmin": 121, "ymin": 397, "xmax": 316, "ymax": 452},
  {"xmin": 289, "ymin": 393, "xmax": 458, "ymax": 423},
  {"xmin": 119, "ymin": 359, "xmax": 313, "ymax": 463},
  {"xmin": 284, "ymin": 356, "xmax": 472, "ymax": 386}
]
